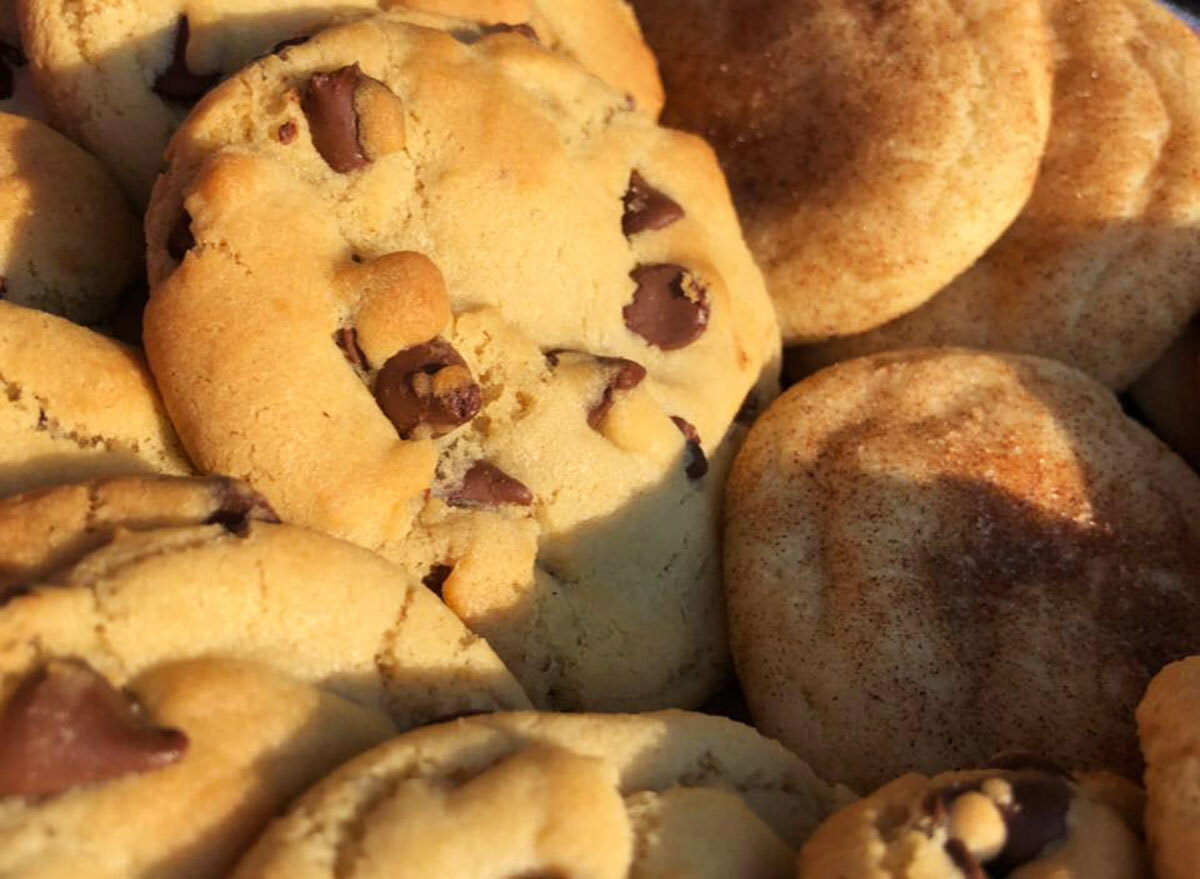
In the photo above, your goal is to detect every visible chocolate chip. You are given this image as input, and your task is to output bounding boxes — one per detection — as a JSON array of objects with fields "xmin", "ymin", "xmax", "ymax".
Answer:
[
  {"xmin": 205, "ymin": 480, "xmax": 280, "ymax": 536},
  {"xmin": 623, "ymin": 265, "xmax": 709, "ymax": 350},
  {"xmin": 587, "ymin": 357, "xmax": 647, "ymax": 429},
  {"xmin": 944, "ymin": 839, "xmax": 986, "ymax": 879},
  {"xmin": 671, "ymin": 416, "xmax": 708, "ymax": 479},
  {"xmin": 989, "ymin": 775, "xmax": 1071, "ymax": 873},
  {"xmin": 622, "ymin": 171, "xmax": 684, "ymax": 236},
  {"xmin": 480, "ymin": 22, "xmax": 539, "ymax": 41},
  {"xmin": 335, "ymin": 327, "xmax": 368, "ymax": 373},
  {"xmin": 166, "ymin": 210, "xmax": 195, "ymax": 262},
  {"xmin": 422, "ymin": 564, "xmax": 453, "ymax": 598},
  {"xmin": 152, "ymin": 17, "xmax": 219, "ymax": 103},
  {"xmin": 278, "ymin": 121, "xmax": 298, "ymax": 144},
  {"xmin": 0, "ymin": 661, "xmax": 187, "ymax": 798},
  {"xmin": 446, "ymin": 462, "xmax": 533, "ymax": 508},
  {"xmin": 373, "ymin": 339, "xmax": 482, "ymax": 439},
  {"xmin": 303, "ymin": 64, "xmax": 370, "ymax": 173}
]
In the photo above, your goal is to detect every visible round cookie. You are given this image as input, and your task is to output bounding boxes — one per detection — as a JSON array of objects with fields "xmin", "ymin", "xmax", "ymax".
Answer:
[
  {"xmin": 0, "ymin": 112, "xmax": 140, "ymax": 322},
  {"xmin": 143, "ymin": 15, "xmax": 780, "ymax": 711},
  {"xmin": 0, "ymin": 301, "xmax": 191, "ymax": 497},
  {"xmin": 0, "ymin": 476, "xmax": 530, "ymax": 876},
  {"xmin": 798, "ymin": 766, "xmax": 1146, "ymax": 878},
  {"xmin": 632, "ymin": 0, "xmax": 1053, "ymax": 344},
  {"xmin": 797, "ymin": 0, "xmax": 1200, "ymax": 389},
  {"xmin": 232, "ymin": 710, "xmax": 852, "ymax": 878},
  {"xmin": 19, "ymin": 0, "xmax": 662, "ymax": 205},
  {"xmin": 724, "ymin": 349, "xmax": 1200, "ymax": 790},
  {"xmin": 1137, "ymin": 656, "xmax": 1200, "ymax": 879},
  {"xmin": 1130, "ymin": 319, "xmax": 1200, "ymax": 470}
]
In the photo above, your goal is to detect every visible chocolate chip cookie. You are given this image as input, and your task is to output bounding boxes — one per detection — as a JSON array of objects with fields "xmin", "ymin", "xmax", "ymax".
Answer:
[
  {"xmin": 0, "ymin": 301, "xmax": 191, "ymax": 497},
  {"xmin": 232, "ymin": 710, "xmax": 852, "ymax": 878},
  {"xmin": 19, "ymin": 0, "xmax": 662, "ymax": 204},
  {"xmin": 144, "ymin": 15, "xmax": 780, "ymax": 711},
  {"xmin": 799, "ymin": 766, "xmax": 1146, "ymax": 878},
  {"xmin": 633, "ymin": 0, "xmax": 1053, "ymax": 344},
  {"xmin": 0, "ymin": 475, "xmax": 530, "ymax": 875},
  {"xmin": 798, "ymin": 0, "xmax": 1200, "ymax": 390},
  {"xmin": 0, "ymin": 112, "xmax": 141, "ymax": 322},
  {"xmin": 725, "ymin": 349, "xmax": 1200, "ymax": 790}
]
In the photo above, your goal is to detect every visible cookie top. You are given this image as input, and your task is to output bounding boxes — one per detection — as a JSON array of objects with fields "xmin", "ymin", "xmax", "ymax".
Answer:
[
  {"xmin": 0, "ymin": 301, "xmax": 192, "ymax": 497},
  {"xmin": 143, "ymin": 15, "xmax": 778, "ymax": 710},
  {"xmin": 1130, "ymin": 319, "xmax": 1200, "ymax": 469},
  {"xmin": 0, "ymin": 112, "xmax": 141, "ymax": 323},
  {"xmin": 232, "ymin": 710, "xmax": 852, "ymax": 878},
  {"xmin": 19, "ymin": 0, "xmax": 662, "ymax": 205},
  {"xmin": 725, "ymin": 349, "xmax": 1200, "ymax": 790},
  {"xmin": 1137, "ymin": 656, "xmax": 1200, "ymax": 879},
  {"xmin": 800, "ymin": 0, "xmax": 1200, "ymax": 389},
  {"xmin": 633, "ymin": 0, "xmax": 1053, "ymax": 343},
  {"xmin": 798, "ymin": 766, "xmax": 1145, "ymax": 878}
]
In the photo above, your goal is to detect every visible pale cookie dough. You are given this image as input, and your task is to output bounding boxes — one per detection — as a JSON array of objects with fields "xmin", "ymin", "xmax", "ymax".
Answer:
[
  {"xmin": 798, "ymin": 766, "xmax": 1146, "ymax": 878},
  {"xmin": 799, "ymin": 0, "xmax": 1200, "ymax": 390},
  {"xmin": 144, "ymin": 15, "xmax": 779, "ymax": 711},
  {"xmin": 725, "ymin": 349, "xmax": 1200, "ymax": 790},
  {"xmin": 19, "ymin": 0, "xmax": 662, "ymax": 204},
  {"xmin": 233, "ymin": 711, "xmax": 852, "ymax": 879},
  {"xmin": 1130, "ymin": 319, "xmax": 1200, "ymax": 470},
  {"xmin": 0, "ymin": 301, "xmax": 191, "ymax": 497},
  {"xmin": 633, "ymin": 0, "xmax": 1053, "ymax": 343}
]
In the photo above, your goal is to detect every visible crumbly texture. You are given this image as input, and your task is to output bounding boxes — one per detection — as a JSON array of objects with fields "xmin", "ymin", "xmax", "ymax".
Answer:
[
  {"xmin": 799, "ymin": 0, "xmax": 1200, "ymax": 389},
  {"xmin": 1137, "ymin": 656, "xmax": 1200, "ymax": 879},
  {"xmin": 633, "ymin": 0, "xmax": 1053, "ymax": 343},
  {"xmin": 0, "ymin": 111, "xmax": 140, "ymax": 322},
  {"xmin": 0, "ymin": 301, "xmax": 192, "ymax": 497},
  {"xmin": 232, "ymin": 710, "xmax": 852, "ymax": 878},
  {"xmin": 19, "ymin": 0, "xmax": 662, "ymax": 205},
  {"xmin": 143, "ymin": 15, "xmax": 779, "ymax": 711},
  {"xmin": 724, "ymin": 349, "xmax": 1200, "ymax": 790},
  {"xmin": 798, "ymin": 768, "xmax": 1146, "ymax": 878},
  {"xmin": 1130, "ymin": 319, "xmax": 1200, "ymax": 469}
]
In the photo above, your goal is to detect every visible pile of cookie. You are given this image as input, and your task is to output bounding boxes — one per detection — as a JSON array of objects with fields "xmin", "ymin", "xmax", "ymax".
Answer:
[{"xmin": 0, "ymin": 0, "xmax": 1196, "ymax": 875}]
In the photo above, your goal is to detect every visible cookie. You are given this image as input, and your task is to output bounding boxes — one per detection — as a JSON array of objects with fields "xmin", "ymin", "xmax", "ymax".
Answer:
[
  {"xmin": 1130, "ymin": 319, "xmax": 1200, "ymax": 470},
  {"xmin": 143, "ymin": 15, "xmax": 779, "ymax": 711},
  {"xmin": 1137, "ymin": 656, "xmax": 1200, "ymax": 879},
  {"xmin": 232, "ymin": 710, "xmax": 852, "ymax": 878},
  {"xmin": 0, "ymin": 301, "xmax": 191, "ymax": 497},
  {"xmin": 798, "ymin": 0, "xmax": 1200, "ymax": 390},
  {"xmin": 798, "ymin": 765, "xmax": 1146, "ymax": 878},
  {"xmin": 632, "ymin": 0, "xmax": 1053, "ymax": 344},
  {"xmin": 0, "ymin": 111, "xmax": 140, "ymax": 322},
  {"xmin": 0, "ymin": 476, "xmax": 530, "ymax": 876},
  {"xmin": 19, "ymin": 0, "xmax": 662, "ymax": 205},
  {"xmin": 724, "ymin": 349, "xmax": 1200, "ymax": 790}
]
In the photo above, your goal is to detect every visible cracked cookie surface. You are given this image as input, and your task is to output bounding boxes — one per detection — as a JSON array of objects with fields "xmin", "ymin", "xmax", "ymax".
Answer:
[
  {"xmin": 19, "ymin": 0, "xmax": 662, "ymax": 204},
  {"xmin": 232, "ymin": 710, "xmax": 851, "ymax": 879},
  {"xmin": 144, "ymin": 14, "xmax": 779, "ymax": 711}
]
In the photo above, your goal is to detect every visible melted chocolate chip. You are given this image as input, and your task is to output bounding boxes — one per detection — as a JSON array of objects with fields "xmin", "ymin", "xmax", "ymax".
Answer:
[
  {"xmin": 671, "ymin": 416, "xmax": 708, "ymax": 479},
  {"xmin": 152, "ymin": 18, "xmax": 219, "ymax": 103},
  {"xmin": 587, "ymin": 357, "xmax": 647, "ymax": 429},
  {"xmin": 623, "ymin": 265, "xmax": 709, "ymax": 350},
  {"xmin": 374, "ymin": 339, "xmax": 482, "ymax": 439},
  {"xmin": 944, "ymin": 839, "xmax": 986, "ymax": 879},
  {"xmin": 989, "ymin": 775, "xmax": 1071, "ymax": 873},
  {"xmin": 622, "ymin": 171, "xmax": 684, "ymax": 236},
  {"xmin": 278, "ymin": 121, "xmax": 298, "ymax": 144},
  {"xmin": 446, "ymin": 462, "xmax": 533, "ymax": 508},
  {"xmin": 335, "ymin": 327, "xmax": 368, "ymax": 372},
  {"xmin": 0, "ymin": 661, "xmax": 187, "ymax": 798},
  {"xmin": 166, "ymin": 210, "xmax": 195, "ymax": 262},
  {"xmin": 480, "ymin": 22, "xmax": 539, "ymax": 41},
  {"xmin": 422, "ymin": 564, "xmax": 453, "ymax": 598},
  {"xmin": 303, "ymin": 65, "xmax": 369, "ymax": 173},
  {"xmin": 205, "ymin": 480, "xmax": 280, "ymax": 536},
  {"xmin": 0, "ymin": 40, "xmax": 25, "ymax": 102}
]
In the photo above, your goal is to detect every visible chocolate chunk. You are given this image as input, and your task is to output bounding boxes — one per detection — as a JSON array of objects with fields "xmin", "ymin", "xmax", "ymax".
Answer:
[
  {"xmin": 374, "ymin": 339, "xmax": 482, "ymax": 439},
  {"xmin": 622, "ymin": 171, "xmax": 684, "ymax": 236},
  {"xmin": 303, "ymin": 65, "xmax": 370, "ymax": 173},
  {"xmin": 152, "ymin": 18, "xmax": 219, "ymax": 103},
  {"xmin": 587, "ymin": 357, "xmax": 647, "ymax": 429},
  {"xmin": 335, "ymin": 327, "xmax": 368, "ymax": 372},
  {"xmin": 422, "ymin": 564, "xmax": 453, "ymax": 598},
  {"xmin": 278, "ymin": 121, "xmax": 298, "ymax": 144},
  {"xmin": 623, "ymin": 265, "xmax": 709, "ymax": 350},
  {"xmin": 0, "ymin": 661, "xmax": 187, "ymax": 798},
  {"xmin": 480, "ymin": 22, "xmax": 539, "ymax": 41},
  {"xmin": 671, "ymin": 416, "xmax": 708, "ymax": 479},
  {"xmin": 205, "ymin": 479, "xmax": 280, "ymax": 536},
  {"xmin": 989, "ymin": 775, "xmax": 1071, "ymax": 873},
  {"xmin": 944, "ymin": 839, "xmax": 986, "ymax": 879},
  {"xmin": 446, "ymin": 462, "xmax": 533, "ymax": 508},
  {"xmin": 166, "ymin": 210, "xmax": 195, "ymax": 262}
]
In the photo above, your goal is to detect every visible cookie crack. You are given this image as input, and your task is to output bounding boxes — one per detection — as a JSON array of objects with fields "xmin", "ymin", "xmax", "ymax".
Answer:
[{"xmin": 0, "ymin": 372, "xmax": 144, "ymax": 458}]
